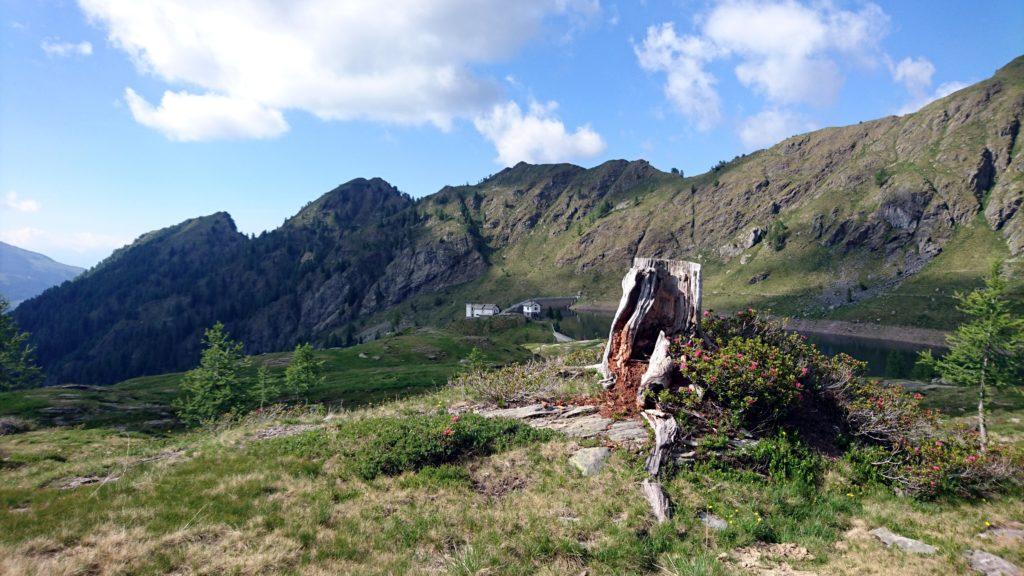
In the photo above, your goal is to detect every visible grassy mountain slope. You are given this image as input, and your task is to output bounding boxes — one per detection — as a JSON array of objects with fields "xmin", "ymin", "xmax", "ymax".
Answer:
[
  {"xmin": 383, "ymin": 56, "xmax": 1024, "ymax": 328},
  {"xmin": 0, "ymin": 319, "xmax": 551, "ymax": 430},
  {"xmin": 14, "ymin": 56, "xmax": 1024, "ymax": 385}
]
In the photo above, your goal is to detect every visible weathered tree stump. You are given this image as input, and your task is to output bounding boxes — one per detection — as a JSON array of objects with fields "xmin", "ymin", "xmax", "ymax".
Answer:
[
  {"xmin": 600, "ymin": 257, "xmax": 701, "ymax": 524},
  {"xmin": 600, "ymin": 258, "xmax": 701, "ymax": 404}
]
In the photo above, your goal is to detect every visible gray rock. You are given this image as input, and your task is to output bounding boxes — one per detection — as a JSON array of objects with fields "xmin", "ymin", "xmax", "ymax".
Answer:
[
  {"xmin": 745, "ymin": 227, "xmax": 766, "ymax": 248},
  {"xmin": 966, "ymin": 550, "xmax": 1022, "ymax": 576},
  {"xmin": 545, "ymin": 414, "xmax": 609, "ymax": 438},
  {"xmin": 605, "ymin": 420, "xmax": 649, "ymax": 445},
  {"xmin": 980, "ymin": 527, "xmax": 1024, "ymax": 542},
  {"xmin": 477, "ymin": 404, "xmax": 649, "ymax": 448},
  {"xmin": 560, "ymin": 405, "xmax": 599, "ymax": 418},
  {"xmin": 479, "ymin": 403, "xmax": 556, "ymax": 420},
  {"xmin": 869, "ymin": 527, "xmax": 936, "ymax": 555},
  {"xmin": 569, "ymin": 447, "xmax": 611, "ymax": 476},
  {"xmin": 718, "ymin": 242, "xmax": 744, "ymax": 258},
  {"xmin": 698, "ymin": 511, "xmax": 728, "ymax": 531}
]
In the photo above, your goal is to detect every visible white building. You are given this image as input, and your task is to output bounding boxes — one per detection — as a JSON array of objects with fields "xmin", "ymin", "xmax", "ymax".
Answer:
[
  {"xmin": 466, "ymin": 303, "xmax": 500, "ymax": 318},
  {"xmin": 522, "ymin": 301, "xmax": 542, "ymax": 318}
]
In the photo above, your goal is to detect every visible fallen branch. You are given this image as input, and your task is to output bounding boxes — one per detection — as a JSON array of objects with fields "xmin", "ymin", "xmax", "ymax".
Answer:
[
  {"xmin": 641, "ymin": 479, "xmax": 671, "ymax": 523},
  {"xmin": 642, "ymin": 409, "xmax": 678, "ymax": 477}
]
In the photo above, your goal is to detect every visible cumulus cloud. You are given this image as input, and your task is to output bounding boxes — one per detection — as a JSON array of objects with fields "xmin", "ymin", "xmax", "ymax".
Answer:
[
  {"xmin": 635, "ymin": 23, "xmax": 720, "ymax": 130},
  {"xmin": 897, "ymin": 80, "xmax": 969, "ymax": 115},
  {"xmin": 887, "ymin": 55, "xmax": 966, "ymax": 115},
  {"xmin": 79, "ymin": 0, "xmax": 596, "ymax": 141},
  {"xmin": 738, "ymin": 109, "xmax": 815, "ymax": 150},
  {"xmin": 474, "ymin": 100, "xmax": 606, "ymax": 166},
  {"xmin": 0, "ymin": 227, "xmax": 128, "ymax": 254},
  {"xmin": 4, "ymin": 191, "xmax": 41, "ymax": 213},
  {"xmin": 891, "ymin": 56, "xmax": 935, "ymax": 96},
  {"xmin": 636, "ymin": 1, "xmax": 889, "ymax": 129},
  {"xmin": 41, "ymin": 39, "xmax": 93, "ymax": 57},
  {"xmin": 124, "ymin": 89, "xmax": 288, "ymax": 141}
]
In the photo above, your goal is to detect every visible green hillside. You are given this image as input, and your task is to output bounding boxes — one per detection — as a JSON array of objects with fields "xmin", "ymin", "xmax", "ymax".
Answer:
[{"xmin": 0, "ymin": 321, "xmax": 551, "ymax": 431}]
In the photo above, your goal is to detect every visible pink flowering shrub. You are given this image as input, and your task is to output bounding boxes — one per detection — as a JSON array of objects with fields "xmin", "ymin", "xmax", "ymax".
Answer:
[
  {"xmin": 660, "ymin": 309, "xmax": 864, "ymax": 432},
  {"xmin": 841, "ymin": 379, "xmax": 1021, "ymax": 498},
  {"xmin": 669, "ymin": 336, "xmax": 805, "ymax": 430},
  {"xmin": 657, "ymin": 309, "xmax": 1021, "ymax": 499}
]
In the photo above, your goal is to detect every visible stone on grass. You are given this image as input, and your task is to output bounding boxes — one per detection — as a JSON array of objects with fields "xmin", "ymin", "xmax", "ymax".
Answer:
[
  {"xmin": 869, "ymin": 527, "xmax": 936, "ymax": 554},
  {"xmin": 966, "ymin": 550, "xmax": 1022, "ymax": 576},
  {"xmin": 698, "ymin": 511, "xmax": 728, "ymax": 531},
  {"xmin": 605, "ymin": 420, "xmax": 649, "ymax": 446},
  {"xmin": 980, "ymin": 525, "xmax": 1024, "ymax": 543},
  {"xmin": 569, "ymin": 447, "xmax": 611, "ymax": 476}
]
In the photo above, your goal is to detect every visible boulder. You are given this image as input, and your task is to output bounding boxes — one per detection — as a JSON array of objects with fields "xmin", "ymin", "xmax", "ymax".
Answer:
[
  {"xmin": 869, "ymin": 527, "xmax": 936, "ymax": 554},
  {"xmin": 569, "ymin": 447, "xmax": 611, "ymax": 476},
  {"xmin": 966, "ymin": 550, "xmax": 1022, "ymax": 576},
  {"xmin": 698, "ymin": 511, "xmax": 728, "ymax": 531}
]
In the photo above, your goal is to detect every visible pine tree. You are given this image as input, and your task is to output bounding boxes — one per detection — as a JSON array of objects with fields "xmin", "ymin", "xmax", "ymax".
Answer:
[
  {"xmin": 918, "ymin": 263, "xmax": 1024, "ymax": 450},
  {"xmin": 251, "ymin": 366, "xmax": 279, "ymax": 409},
  {"xmin": 284, "ymin": 343, "xmax": 323, "ymax": 396},
  {"xmin": 173, "ymin": 323, "xmax": 250, "ymax": 426},
  {"xmin": 0, "ymin": 297, "xmax": 43, "ymax": 391}
]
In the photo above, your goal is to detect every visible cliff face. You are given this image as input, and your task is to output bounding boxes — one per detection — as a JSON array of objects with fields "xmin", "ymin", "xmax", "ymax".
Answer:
[{"xmin": 14, "ymin": 57, "xmax": 1024, "ymax": 385}]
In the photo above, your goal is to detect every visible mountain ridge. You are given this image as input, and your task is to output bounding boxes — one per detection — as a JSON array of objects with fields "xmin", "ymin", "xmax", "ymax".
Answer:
[{"xmin": 14, "ymin": 55, "xmax": 1024, "ymax": 385}]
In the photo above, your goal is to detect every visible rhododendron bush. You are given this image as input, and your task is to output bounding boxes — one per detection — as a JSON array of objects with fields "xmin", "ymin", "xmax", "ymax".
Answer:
[
  {"xmin": 658, "ymin": 309, "xmax": 862, "ymax": 433},
  {"xmin": 654, "ymin": 309, "xmax": 1021, "ymax": 499}
]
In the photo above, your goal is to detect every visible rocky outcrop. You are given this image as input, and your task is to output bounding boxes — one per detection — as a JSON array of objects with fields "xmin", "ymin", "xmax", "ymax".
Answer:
[{"xmin": 475, "ymin": 403, "xmax": 648, "ymax": 447}]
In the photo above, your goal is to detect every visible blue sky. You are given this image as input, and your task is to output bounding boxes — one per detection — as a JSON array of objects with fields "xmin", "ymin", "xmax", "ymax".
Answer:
[{"xmin": 1, "ymin": 0, "xmax": 1022, "ymax": 268}]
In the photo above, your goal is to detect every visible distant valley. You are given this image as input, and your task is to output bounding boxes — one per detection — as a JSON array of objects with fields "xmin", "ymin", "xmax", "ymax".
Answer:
[{"xmin": 0, "ymin": 241, "xmax": 83, "ymax": 307}]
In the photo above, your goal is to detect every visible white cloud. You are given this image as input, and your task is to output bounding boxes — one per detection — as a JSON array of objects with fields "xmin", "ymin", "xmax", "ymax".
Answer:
[
  {"xmin": 0, "ymin": 227, "xmax": 128, "ymax": 254},
  {"xmin": 711, "ymin": 1, "xmax": 888, "ymax": 105},
  {"xmin": 635, "ymin": 23, "xmax": 720, "ymax": 130},
  {"xmin": 636, "ymin": 1, "xmax": 889, "ymax": 129},
  {"xmin": 124, "ymin": 88, "xmax": 288, "ymax": 141},
  {"xmin": 79, "ymin": 0, "xmax": 596, "ymax": 140},
  {"xmin": 897, "ymin": 80, "xmax": 969, "ymax": 115},
  {"xmin": 891, "ymin": 56, "xmax": 935, "ymax": 96},
  {"xmin": 474, "ymin": 100, "xmax": 606, "ymax": 166},
  {"xmin": 4, "ymin": 191, "xmax": 41, "ymax": 213},
  {"xmin": 888, "ymin": 55, "xmax": 966, "ymax": 115},
  {"xmin": 41, "ymin": 39, "xmax": 93, "ymax": 57},
  {"xmin": 738, "ymin": 108, "xmax": 815, "ymax": 150}
]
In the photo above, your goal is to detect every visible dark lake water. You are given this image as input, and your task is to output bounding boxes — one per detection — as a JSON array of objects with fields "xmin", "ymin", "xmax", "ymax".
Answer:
[{"xmin": 548, "ymin": 309, "xmax": 936, "ymax": 380}]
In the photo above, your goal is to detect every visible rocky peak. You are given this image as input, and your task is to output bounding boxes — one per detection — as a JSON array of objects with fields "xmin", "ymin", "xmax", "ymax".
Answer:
[{"xmin": 286, "ymin": 177, "xmax": 412, "ymax": 230}]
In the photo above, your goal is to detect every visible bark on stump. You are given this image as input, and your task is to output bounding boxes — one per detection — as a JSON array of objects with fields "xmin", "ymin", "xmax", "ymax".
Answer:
[{"xmin": 599, "ymin": 257, "xmax": 701, "ymax": 524}]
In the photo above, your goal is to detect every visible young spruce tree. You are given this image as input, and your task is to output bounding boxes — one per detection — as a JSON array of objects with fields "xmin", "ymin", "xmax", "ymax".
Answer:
[
  {"xmin": 250, "ymin": 366, "xmax": 279, "ymax": 409},
  {"xmin": 918, "ymin": 263, "xmax": 1024, "ymax": 450},
  {"xmin": 284, "ymin": 343, "xmax": 323, "ymax": 396},
  {"xmin": 174, "ymin": 322, "xmax": 250, "ymax": 426}
]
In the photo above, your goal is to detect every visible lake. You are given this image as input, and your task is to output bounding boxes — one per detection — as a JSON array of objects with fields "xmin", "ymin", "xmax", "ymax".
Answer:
[{"xmin": 549, "ymin": 309, "xmax": 936, "ymax": 379}]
